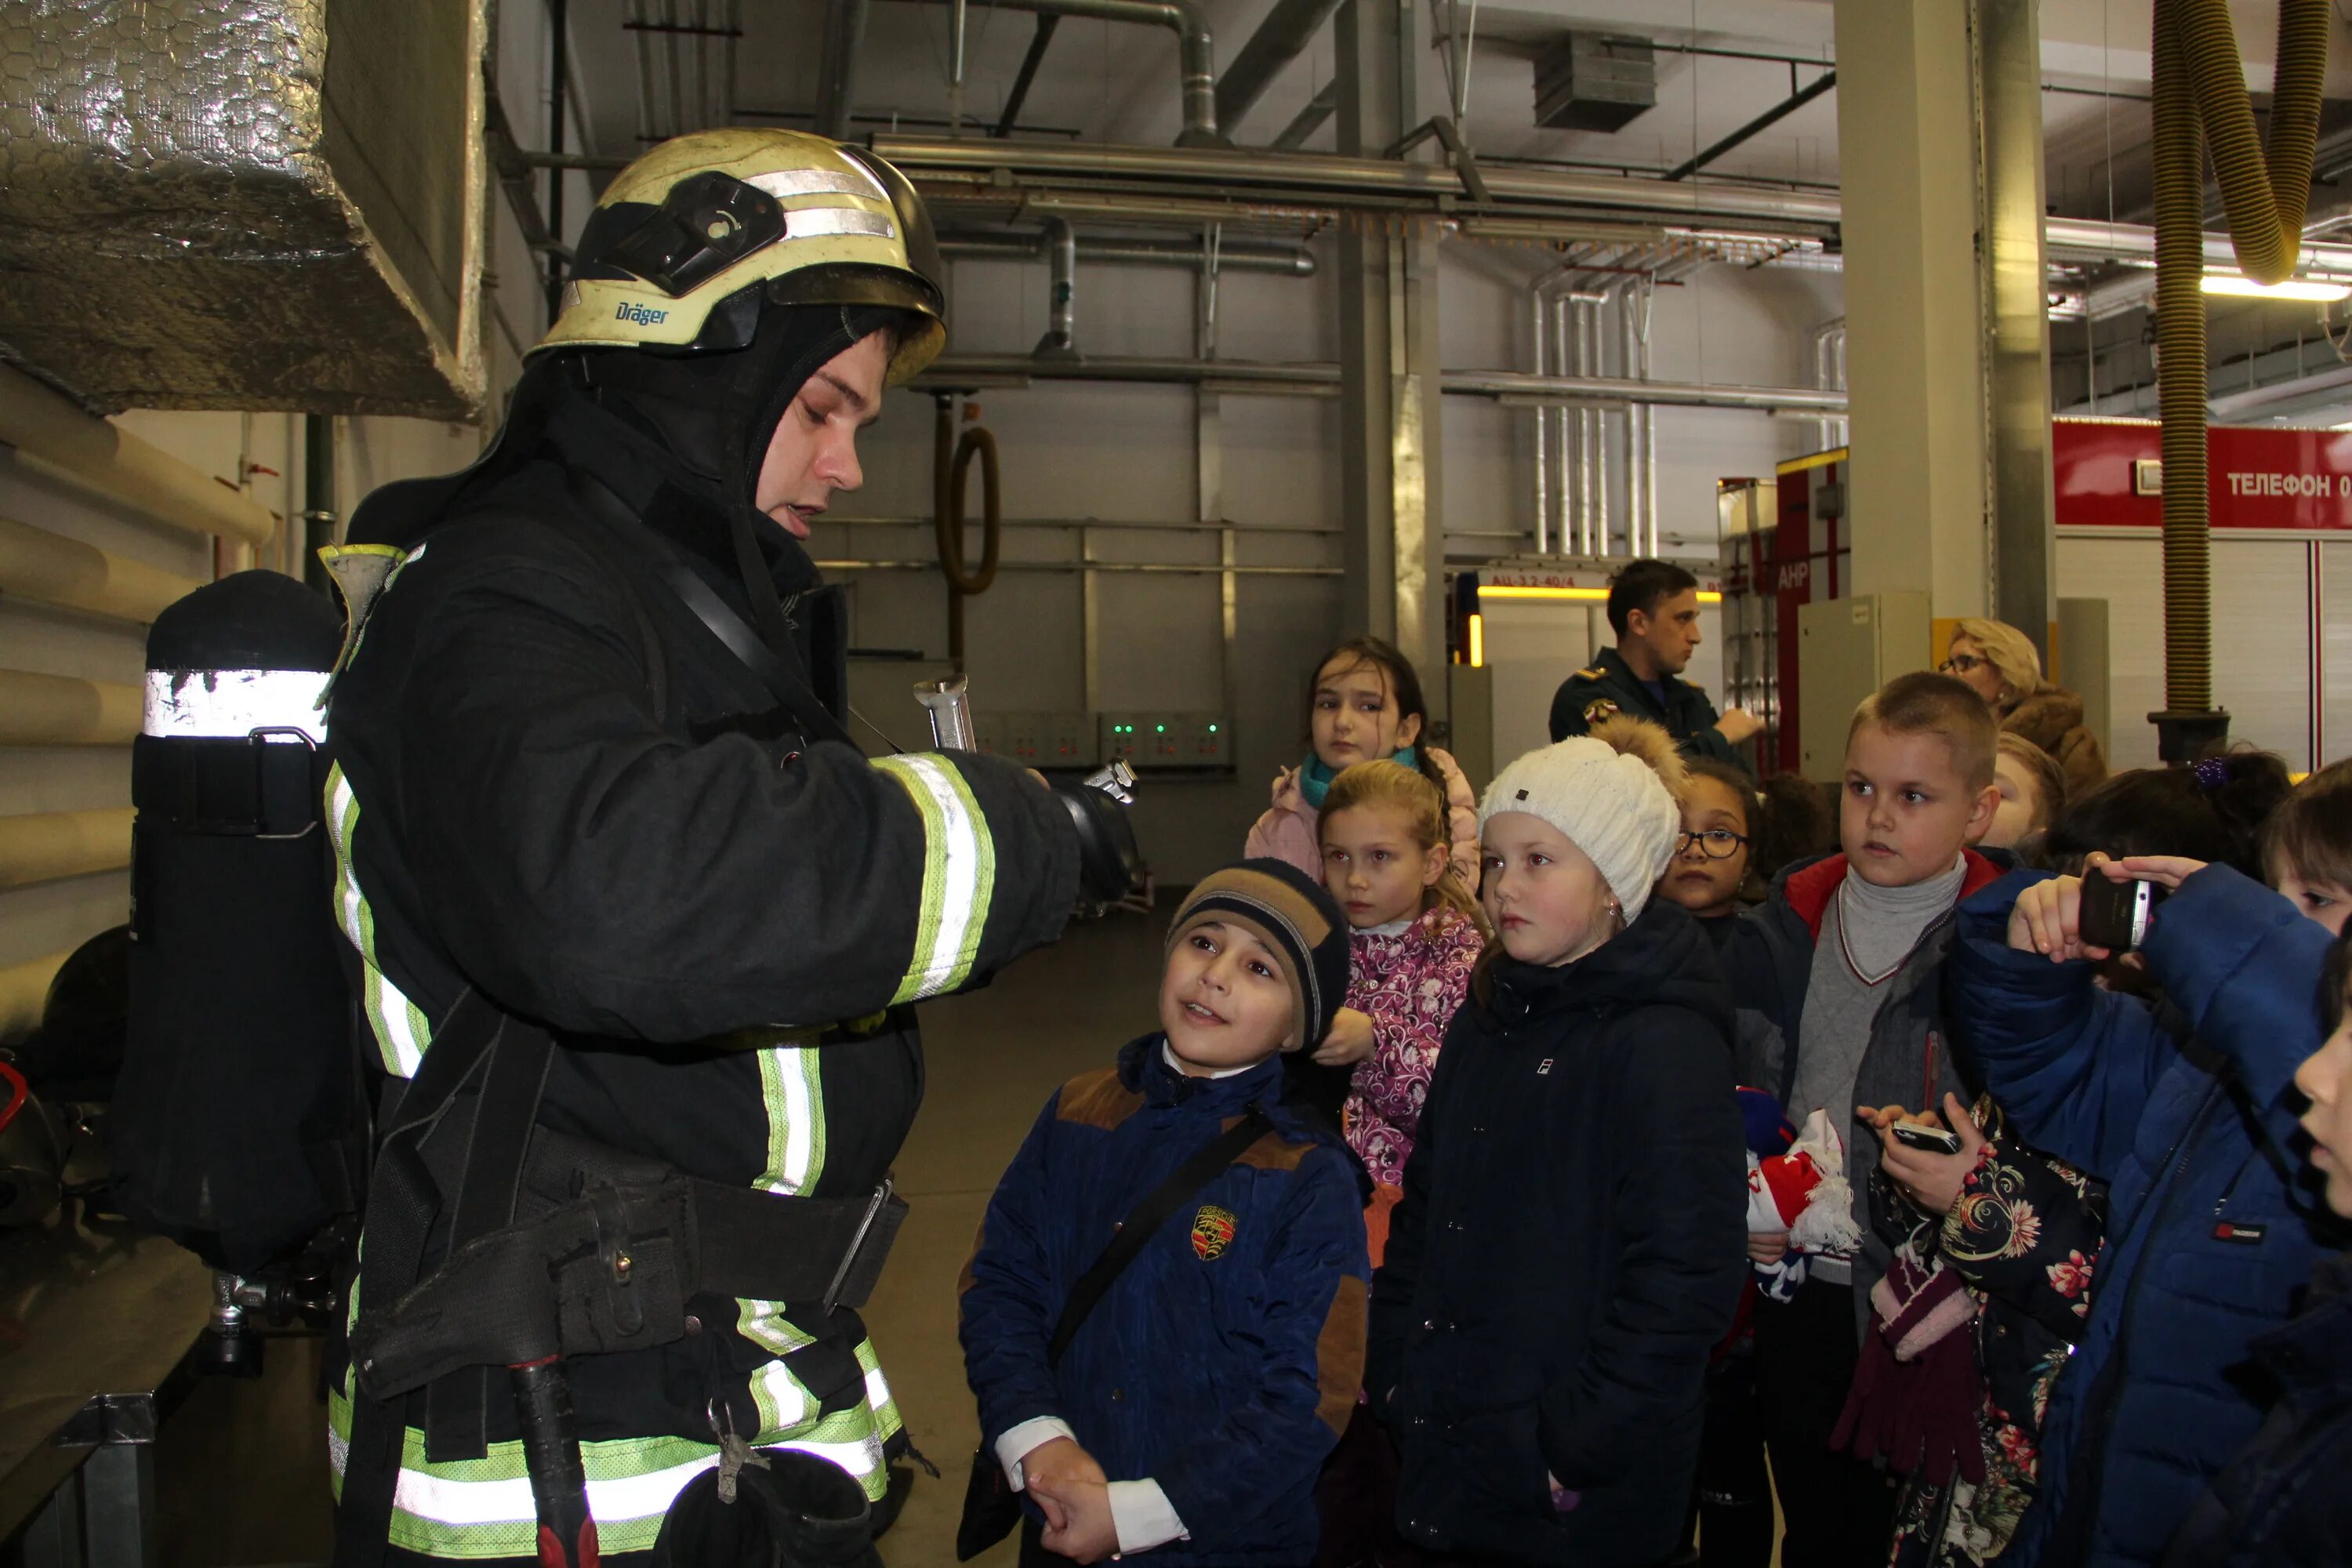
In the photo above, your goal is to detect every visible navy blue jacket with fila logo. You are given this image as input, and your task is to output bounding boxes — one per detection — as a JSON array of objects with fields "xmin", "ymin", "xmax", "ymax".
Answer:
[
  {"xmin": 1367, "ymin": 898, "xmax": 1748, "ymax": 1567},
  {"xmin": 959, "ymin": 1036, "xmax": 1370, "ymax": 1565}
]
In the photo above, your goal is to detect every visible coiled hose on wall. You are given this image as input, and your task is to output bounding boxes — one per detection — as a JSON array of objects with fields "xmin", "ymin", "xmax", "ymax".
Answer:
[
  {"xmin": 934, "ymin": 394, "xmax": 1002, "ymax": 672},
  {"xmin": 2152, "ymin": 0, "xmax": 2328, "ymax": 741}
]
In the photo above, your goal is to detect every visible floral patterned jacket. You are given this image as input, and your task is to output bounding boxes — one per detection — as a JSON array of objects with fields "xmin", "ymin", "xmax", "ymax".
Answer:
[
  {"xmin": 1341, "ymin": 909, "xmax": 1483, "ymax": 1186},
  {"xmin": 1889, "ymin": 1098, "xmax": 2111, "ymax": 1567}
]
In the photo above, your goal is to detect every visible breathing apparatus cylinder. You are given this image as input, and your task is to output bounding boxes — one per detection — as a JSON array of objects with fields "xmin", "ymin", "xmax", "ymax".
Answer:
[{"xmin": 112, "ymin": 570, "xmax": 358, "ymax": 1275}]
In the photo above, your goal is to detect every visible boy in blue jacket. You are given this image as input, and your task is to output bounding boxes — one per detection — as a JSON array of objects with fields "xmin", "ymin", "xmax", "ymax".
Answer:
[
  {"xmin": 960, "ymin": 860, "xmax": 1371, "ymax": 1566},
  {"xmin": 1947, "ymin": 848, "xmax": 2337, "ymax": 1568}
]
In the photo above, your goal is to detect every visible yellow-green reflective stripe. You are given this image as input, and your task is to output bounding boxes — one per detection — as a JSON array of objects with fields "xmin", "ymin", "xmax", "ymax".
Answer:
[
  {"xmin": 324, "ymin": 763, "xmax": 430, "ymax": 1077},
  {"xmin": 873, "ymin": 755, "xmax": 996, "ymax": 1004},
  {"xmin": 326, "ymin": 1389, "xmax": 710, "ymax": 1559},
  {"xmin": 753, "ymin": 1047, "xmax": 826, "ymax": 1197}
]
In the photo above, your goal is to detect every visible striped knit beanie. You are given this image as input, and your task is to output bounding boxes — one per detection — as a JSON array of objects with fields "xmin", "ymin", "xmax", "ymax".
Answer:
[{"xmin": 1167, "ymin": 859, "xmax": 1351, "ymax": 1051}]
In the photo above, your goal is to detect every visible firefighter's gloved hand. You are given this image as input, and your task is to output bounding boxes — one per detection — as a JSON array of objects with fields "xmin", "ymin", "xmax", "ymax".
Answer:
[
  {"xmin": 652, "ymin": 1450, "xmax": 880, "ymax": 1568},
  {"xmin": 1051, "ymin": 771, "xmax": 1146, "ymax": 916}
]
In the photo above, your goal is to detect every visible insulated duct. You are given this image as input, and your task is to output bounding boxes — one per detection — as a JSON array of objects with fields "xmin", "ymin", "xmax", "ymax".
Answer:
[
  {"xmin": 2150, "ymin": 0, "xmax": 2327, "ymax": 754},
  {"xmin": 0, "ymin": 0, "xmax": 488, "ymax": 419}
]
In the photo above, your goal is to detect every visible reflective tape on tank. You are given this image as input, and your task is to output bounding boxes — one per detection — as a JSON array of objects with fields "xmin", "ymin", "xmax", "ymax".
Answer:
[
  {"xmin": 142, "ymin": 668, "xmax": 330, "ymax": 739},
  {"xmin": 873, "ymin": 754, "xmax": 996, "ymax": 1006}
]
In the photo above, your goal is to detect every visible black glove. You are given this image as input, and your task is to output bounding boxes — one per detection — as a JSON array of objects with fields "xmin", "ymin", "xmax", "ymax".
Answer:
[{"xmin": 1051, "ymin": 768, "xmax": 1146, "ymax": 914}]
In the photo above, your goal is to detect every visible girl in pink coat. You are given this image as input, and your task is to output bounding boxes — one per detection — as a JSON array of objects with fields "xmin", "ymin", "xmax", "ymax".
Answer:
[
  {"xmin": 1315, "ymin": 759, "xmax": 1486, "ymax": 1265},
  {"xmin": 1246, "ymin": 635, "xmax": 1479, "ymax": 891}
]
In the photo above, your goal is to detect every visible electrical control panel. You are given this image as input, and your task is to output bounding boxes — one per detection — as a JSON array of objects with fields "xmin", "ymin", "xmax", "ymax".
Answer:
[
  {"xmin": 1100, "ymin": 712, "xmax": 1232, "ymax": 773},
  {"xmin": 972, "ymin": 710, "xmax": 1098, "ymax": 768}
]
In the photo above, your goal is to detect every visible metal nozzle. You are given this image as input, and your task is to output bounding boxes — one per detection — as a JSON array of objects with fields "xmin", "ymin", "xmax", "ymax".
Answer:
[{"xmin": 913, "ymin": 676, "xmax": 977, "ymax": 751}]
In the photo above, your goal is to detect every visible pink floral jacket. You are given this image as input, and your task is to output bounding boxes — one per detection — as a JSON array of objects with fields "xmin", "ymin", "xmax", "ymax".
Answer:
[
  {"xmin": 1243, "ymin": 746, "xmax": 1481, "ymax": 891},
  {"xmin": 1341, "ymin": 909, "xmax": 1484, "ymax": 1186}
]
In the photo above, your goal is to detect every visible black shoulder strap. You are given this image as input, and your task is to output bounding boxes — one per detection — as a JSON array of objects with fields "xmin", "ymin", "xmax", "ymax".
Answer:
[
  {"xmin": 1046, "ymin": 1105, "xmax": 1273, "ymax": 1367},
  {"xmin": 563, "ymin": 470, "xmax": 851, "ymax": 747}
]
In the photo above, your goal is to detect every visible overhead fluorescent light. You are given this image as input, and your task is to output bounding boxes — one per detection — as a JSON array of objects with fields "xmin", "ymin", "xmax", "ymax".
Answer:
[
  {"xmin": 2200, "ymin": 273, "xmax": 2352, "ymax": 302},
  {"xmin": 1479, "ymin": 586, "xmax": 1724, "ymax": 604}
]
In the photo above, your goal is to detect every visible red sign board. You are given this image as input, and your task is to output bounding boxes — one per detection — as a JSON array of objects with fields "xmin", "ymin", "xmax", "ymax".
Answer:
[{"xmin": 2056, "ymin": 417, "xmax": 2352, "ymax": 531}]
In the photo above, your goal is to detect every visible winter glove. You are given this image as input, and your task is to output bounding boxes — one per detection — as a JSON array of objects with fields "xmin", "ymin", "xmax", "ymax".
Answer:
[{"xmin": 1830, "ymin": 1248, "xmax": 1987, "ymax": 1488}]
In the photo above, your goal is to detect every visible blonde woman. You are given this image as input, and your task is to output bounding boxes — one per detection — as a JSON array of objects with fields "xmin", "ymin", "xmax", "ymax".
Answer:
[{"xmin": 1941, "ymin": 618, "xmax": 2108, "ymax": 797}]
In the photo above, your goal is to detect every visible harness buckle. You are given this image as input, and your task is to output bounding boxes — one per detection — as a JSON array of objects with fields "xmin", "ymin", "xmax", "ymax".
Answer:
[{"xmin": 822, "ymin": 1177, "xmax": 895, "ymax": 1316}]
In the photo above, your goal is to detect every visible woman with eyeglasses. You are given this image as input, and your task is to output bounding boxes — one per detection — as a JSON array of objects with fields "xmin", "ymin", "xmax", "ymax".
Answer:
[{"xmin": 1940, "ymin": 619, "xmax": 2109, "ymax": 799}]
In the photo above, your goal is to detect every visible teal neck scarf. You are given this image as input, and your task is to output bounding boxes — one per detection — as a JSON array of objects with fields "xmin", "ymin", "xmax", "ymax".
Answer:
[{"xmin": 1299, "ymin": 746, "xmax": 1421, "ymax": 809}]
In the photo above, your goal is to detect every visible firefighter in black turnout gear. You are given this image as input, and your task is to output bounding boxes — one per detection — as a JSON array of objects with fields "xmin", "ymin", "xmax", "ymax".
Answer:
[{"xmin": 321, "ymin": 131, "xmax": 1083, "ymax": 1565}]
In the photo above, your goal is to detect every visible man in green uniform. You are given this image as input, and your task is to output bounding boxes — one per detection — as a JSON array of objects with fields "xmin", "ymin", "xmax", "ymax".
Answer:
[{"xmin": 1547, "ymin": 558, "xmax": 1762, "ymax": 771}]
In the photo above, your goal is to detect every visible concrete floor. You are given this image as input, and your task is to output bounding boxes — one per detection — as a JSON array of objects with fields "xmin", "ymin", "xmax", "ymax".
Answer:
[
  {"xmin": 136, "ymin": 906, "xmax": 1173, "ymax": 1567},
  {"xmin": 866, "ymin": 904, "xmax": 1174, "ymax": 1566}
]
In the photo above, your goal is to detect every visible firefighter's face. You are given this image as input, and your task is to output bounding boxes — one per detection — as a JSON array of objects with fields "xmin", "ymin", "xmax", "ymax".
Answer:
[
  {"xmin": 1160, "ymin": 920, "xmax": 1300, "ymax": 1074},
  {"xmin": 753, "ymin": 332, "xmax": 889, "ymax": 541}
]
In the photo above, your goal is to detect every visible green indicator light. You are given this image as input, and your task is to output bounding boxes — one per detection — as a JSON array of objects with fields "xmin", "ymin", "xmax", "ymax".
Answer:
[
  {"xmin": 1156, "ymin": 724, "xmax": 1167, "ymax": 733},
  {"xmin": 1208, "ymin": 724, "xmax": 1219, "ymax": 733}
]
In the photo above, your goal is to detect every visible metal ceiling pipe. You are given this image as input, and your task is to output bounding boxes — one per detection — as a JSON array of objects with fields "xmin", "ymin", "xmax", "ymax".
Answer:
[
  {"xmin": 815, "ymin": 0, "xmax": 869, "ymax": 139},
  {"xmin": 1214, "ymin": 0, "xmax": 1348, "ymax": 135},
  {"xmin": 889, "ymin": 0, "xmax": 1225, "ymax": 147},
  {"xmin": 937, "ymin": 231, "xmax": 1316, "ymax": 273},
  {"xmin": 1036, "ymin": 218, "xmax": 1080, "ymax": 358},
  {"xmin": 914, "ymin": 354, "xmax": 1852, "ymax": 412},
  {"xmin": 1530, "ymin": 285, "xmax": 1552, "ymax": 554},
  {"xmin": 876, "ymin": 136, "xmax": 2352, "ymax": 271}
]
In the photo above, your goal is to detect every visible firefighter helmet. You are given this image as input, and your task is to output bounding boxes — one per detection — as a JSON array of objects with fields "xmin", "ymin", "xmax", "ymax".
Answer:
[{"xmin": 536, "ymin": 129, "xmax": 946, "ymax": 384}]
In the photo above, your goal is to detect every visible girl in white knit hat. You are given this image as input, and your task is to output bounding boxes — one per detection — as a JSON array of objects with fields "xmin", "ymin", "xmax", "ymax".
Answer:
[{"xmin": 1364, "ymin": 717, "xmax": 1749, "ymax": 1568}]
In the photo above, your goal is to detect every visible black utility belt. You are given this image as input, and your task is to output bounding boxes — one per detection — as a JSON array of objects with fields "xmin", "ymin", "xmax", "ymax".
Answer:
[{"xmin": 351, "ymin": 1129, "xmax": 905, "ymax": 1403}]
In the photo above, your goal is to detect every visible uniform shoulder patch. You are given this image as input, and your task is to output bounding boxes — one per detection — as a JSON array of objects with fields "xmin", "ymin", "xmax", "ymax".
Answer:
[
  {"xmin": 1581, "ymin": 698, "xmax": 1622, "ymax": 725},
  {"xmin": 1573, "ymin": 666, "xmax": 1604, "ymax": 681},
  {"xmin": 1191, "ymin": 1203, "xmax": 1237, "ymax": 1261}
]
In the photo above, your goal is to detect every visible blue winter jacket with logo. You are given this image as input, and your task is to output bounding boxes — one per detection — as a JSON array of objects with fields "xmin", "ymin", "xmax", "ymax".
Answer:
[
  {"xmin": 1945, "ymin": 864, "xmax": 2337, "ymax": 1568},
  {"xmin": 959, "ymin": 1036, "xmax": 1370, "ymax": 1566}
]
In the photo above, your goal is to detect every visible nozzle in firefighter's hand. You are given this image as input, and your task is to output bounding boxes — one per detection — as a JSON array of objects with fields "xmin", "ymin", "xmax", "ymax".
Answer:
[{"xmin": 1054, "ymin": 761, "xmax": 1148, "ymax": 916}]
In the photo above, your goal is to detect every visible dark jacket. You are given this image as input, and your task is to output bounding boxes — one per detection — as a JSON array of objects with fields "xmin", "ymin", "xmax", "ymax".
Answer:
[
  {"xmin": 1719, "ymin": 851, "xmax": 2009, "ymax": 1321},
  {"xmin": 1944, "ymin": 863, "xmax": 2337, "ymax": 1568},
  {"xmin": 959, "ymin": 1037, "xmax": 1369, "ymax": 1566},
  {"xmin": 2002, "ymin": 685, "xmax": 2107, "ymax": 800},
  {"xmin": 1547, "ymin": 644, "xmax": 1748, "ymax": 770},
  {"xmin": 2161, "ymin": 1251, "xmax": 2352, "ymax": 1568},
  {"xmin": 1367, "ymin": 898, "xmax": 1748, "ymax": 1566},
  {"xmin": 323, "ymin": 380, "xmax": 1080, "ymax": 1549}
]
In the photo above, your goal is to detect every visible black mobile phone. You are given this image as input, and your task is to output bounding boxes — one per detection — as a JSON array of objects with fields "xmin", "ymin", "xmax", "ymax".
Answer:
[
  {"xmin": 2079, "ymin": 873, "xmax": 2162, "ymax": 953},
  {"xmin": 1889, "ymin": 1121, "xmax": 1965, "ymax": 1156}
]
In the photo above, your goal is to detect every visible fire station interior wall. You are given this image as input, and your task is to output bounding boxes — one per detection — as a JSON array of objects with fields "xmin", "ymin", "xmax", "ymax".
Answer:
[
  {"xmin": 2054, "ymin": 532, "xmax": 2321, "ymax": 773},
  {"xmin": 0, "ymin": 0, "xmax": 1846, "ymax": 971}
]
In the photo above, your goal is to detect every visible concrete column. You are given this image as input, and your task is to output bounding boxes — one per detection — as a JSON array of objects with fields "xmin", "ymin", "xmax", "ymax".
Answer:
[
  {"xmin": 1335, "ymin": 0, "xmax": 1446, "ymax": 688},
  {"xmin": 1981, "ymin": 0, "xmax": 2056, "ymax": 657},
  {"xmin": 1832, "ymin": 0, "xmax": 1990, "ymax": 616}
]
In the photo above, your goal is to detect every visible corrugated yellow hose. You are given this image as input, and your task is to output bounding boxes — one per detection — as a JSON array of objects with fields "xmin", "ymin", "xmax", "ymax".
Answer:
[{"xmin": 2152, "ymin": 0, "xmax": 2328, "ymax": 734}]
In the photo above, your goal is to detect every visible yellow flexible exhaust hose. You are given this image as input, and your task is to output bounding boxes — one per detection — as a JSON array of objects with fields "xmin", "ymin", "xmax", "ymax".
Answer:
[{"xmin": 2153, "ymin": 0, "xmax": 2328, "ymax": 716}]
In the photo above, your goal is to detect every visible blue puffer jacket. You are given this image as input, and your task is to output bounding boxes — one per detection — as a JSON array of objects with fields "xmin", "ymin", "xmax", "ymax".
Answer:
[
  {"xmin": 1945, "ymin": 864, "xmax": 2336, "ymax": 1568},
  {"xmin": 959, "ymin": 1036, "xmax": 1370, "ymax": 1566}
]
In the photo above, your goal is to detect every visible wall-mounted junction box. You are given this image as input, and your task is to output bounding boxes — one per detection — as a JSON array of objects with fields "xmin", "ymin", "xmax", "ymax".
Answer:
[
  {"xmin": 972, "ymin": 711, "xmax": 1098, "ymax": 768},
  {"xmin": 1101, "ymin": 712, "xmax": 1233, "ymax": 773}
]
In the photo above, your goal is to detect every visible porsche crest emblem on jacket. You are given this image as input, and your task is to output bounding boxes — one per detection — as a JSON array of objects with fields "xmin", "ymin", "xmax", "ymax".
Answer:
[
  {"xmin": 1582, "ymin": 698, "xmax": 1622, "ymax": 724},
  {"xmin": 1191, "ymin": 1203, "xmax": 1237, "ymax": 1261}
]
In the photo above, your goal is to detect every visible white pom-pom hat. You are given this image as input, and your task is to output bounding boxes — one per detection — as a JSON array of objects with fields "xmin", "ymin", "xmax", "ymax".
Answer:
[{"xmin": 1477, "ymin": 717, "xmax": 1690, "ymax": 924}]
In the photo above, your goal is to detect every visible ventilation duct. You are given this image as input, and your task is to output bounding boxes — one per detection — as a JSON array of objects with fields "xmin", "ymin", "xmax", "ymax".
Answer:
[
  {"xmin": 0, "ymin": 0, "xmax": 489, "ymax": 419},
  {"xmin": 1534, "ymin": 34, "xmax": 1655, "ymax": 132}
]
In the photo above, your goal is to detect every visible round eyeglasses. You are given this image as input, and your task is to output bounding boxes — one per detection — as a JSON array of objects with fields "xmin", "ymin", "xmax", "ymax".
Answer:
[
  {"xmin": 1675, "ymin": 828, "xmax": 1751, "ymax": 860},
  {"xmin": 1939, "ymin": 653, "xmax": 1985, "ymax": 675}
]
